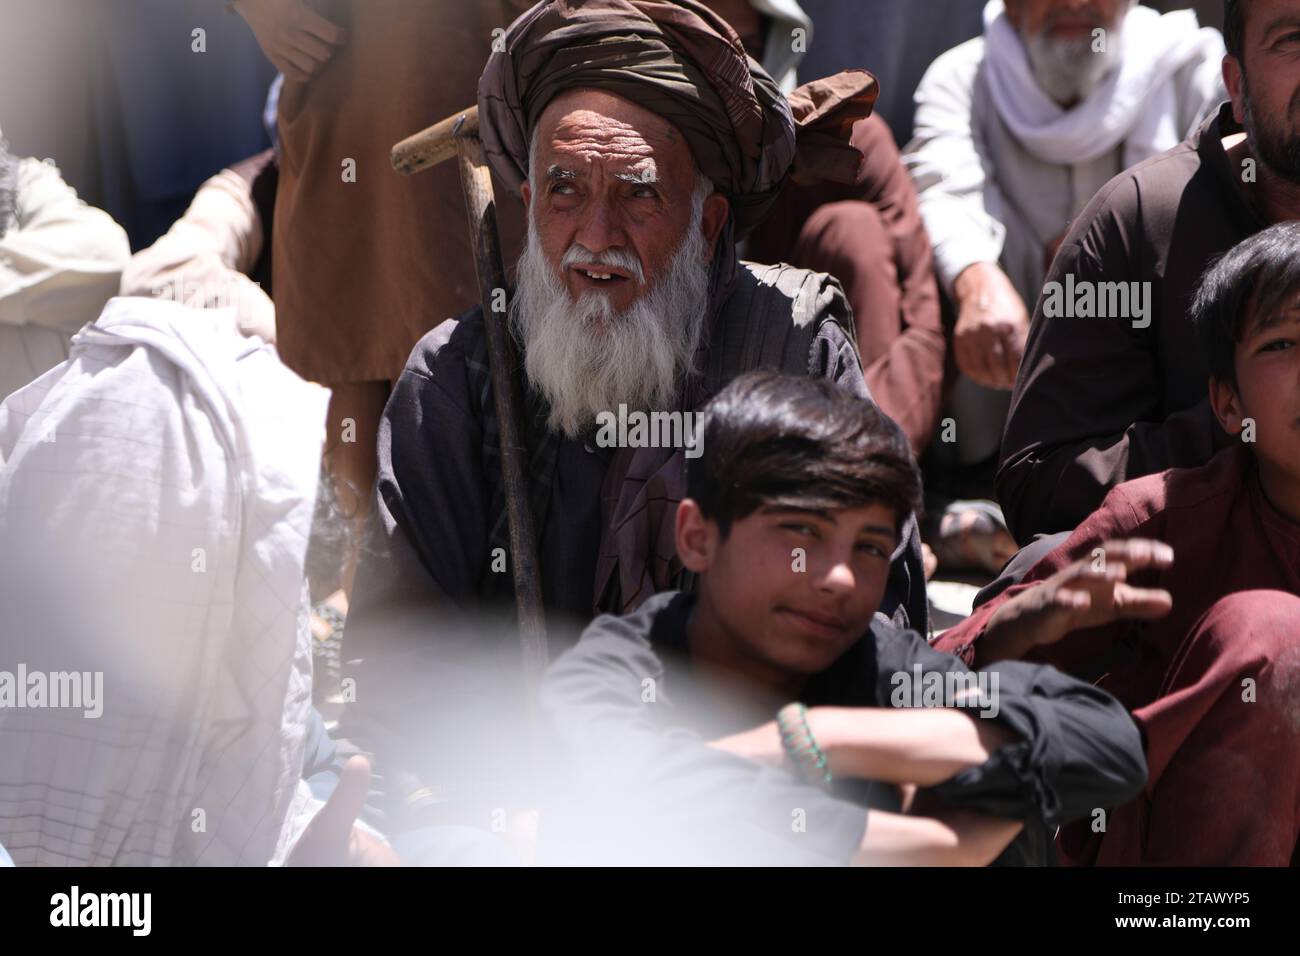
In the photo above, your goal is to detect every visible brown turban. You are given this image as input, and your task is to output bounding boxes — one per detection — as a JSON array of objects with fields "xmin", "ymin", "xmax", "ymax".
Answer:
[{"xmin": 478, "ymin": 0, "xmax": 877, "ymax": 236}]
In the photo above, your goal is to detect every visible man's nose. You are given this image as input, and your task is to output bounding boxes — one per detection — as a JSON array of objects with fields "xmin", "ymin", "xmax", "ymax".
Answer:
[
  {"xmin": 573, "ymin": 197, "xmax": 628, "ymax": 253},
  {"xmin": 815, "ymin": 556, "xmax": 857, "ymax": 596}
]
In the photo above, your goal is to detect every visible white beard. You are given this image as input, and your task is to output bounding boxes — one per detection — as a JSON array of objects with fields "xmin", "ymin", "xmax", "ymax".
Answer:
[
  {"xmin": 510, "ymin": 186, "xmax": 711, "ymax": 438},
  {"xmin": 1023, "ymin": 19, "xmax": 1123, "ymax": 107}
]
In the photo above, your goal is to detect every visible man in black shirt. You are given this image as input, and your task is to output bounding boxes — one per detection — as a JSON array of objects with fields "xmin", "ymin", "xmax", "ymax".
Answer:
[{"xmin": 541, "ymin": 371, "xmax": 1151, "ymax": 865}]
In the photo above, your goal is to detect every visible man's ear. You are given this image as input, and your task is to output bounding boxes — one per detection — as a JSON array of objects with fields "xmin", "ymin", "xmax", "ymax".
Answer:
[
  {"xmin": 1224, "ymin": 54, "xmax": 1245, "ymax": 126},
  {"xmin": 1208, "ymin": 375, "xmax": 1245, "ymax": 435},
  {"xmin": 521, "ymin": 179, "xmax": 532, "ymax": 210},
  {"xmin": 700, "ymin": 193, "xmax": 730, "ymax": 264},
  {"xmin": 675, "ymin": 498, "xmax": 716, "ymax": 573}
]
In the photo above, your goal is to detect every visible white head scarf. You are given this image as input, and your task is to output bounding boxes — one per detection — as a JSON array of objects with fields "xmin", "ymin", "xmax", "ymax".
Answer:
[{"xmin": 981, "ymin": 0, "xmax": 1224, "ymax": 167}]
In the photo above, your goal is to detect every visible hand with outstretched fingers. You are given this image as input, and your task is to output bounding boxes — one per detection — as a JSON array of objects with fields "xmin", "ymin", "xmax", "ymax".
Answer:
[{"xmin": 982, "ymin": 538, "xmax": 1175, "ymax": 663}]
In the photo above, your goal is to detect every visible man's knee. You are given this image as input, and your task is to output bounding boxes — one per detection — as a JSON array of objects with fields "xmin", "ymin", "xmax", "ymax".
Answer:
[
  {"xmin": 1194, "ymin": 590, "xmax": 1300, "ymax": 655},
  {"xmin": 794, "ymin": 200, "xmax": 889, "ymax": 273},
  {"xmin": 1185, "ymin": 590, "xmax": 1300, "ymax": 709},
  {"xmin": 793, "ymin": 200, "xmax": 898, "ymax": 354}
]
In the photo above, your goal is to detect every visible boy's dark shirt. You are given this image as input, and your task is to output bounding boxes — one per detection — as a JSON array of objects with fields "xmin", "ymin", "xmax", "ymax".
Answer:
[
  {"xmin": 540, "ymin": 590, "xmax": 1147, "ymax": 865},
  {"xmin": 999, "ymin": 102, "xmax": 1255, "ymax": 543}
]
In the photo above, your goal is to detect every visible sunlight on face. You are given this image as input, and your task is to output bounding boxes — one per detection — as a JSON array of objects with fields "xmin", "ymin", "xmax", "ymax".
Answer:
[{"xmin": 707, "ymin": 501, "xmax": 900, "ymax": 676}]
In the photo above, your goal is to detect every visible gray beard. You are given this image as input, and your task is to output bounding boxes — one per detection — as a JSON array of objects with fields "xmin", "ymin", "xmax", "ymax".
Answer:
[
  {"xmin": 510, "ymin": 197, "xmax": 711, "ymax": 438},
  {"xmin": 1023, "ymin": 25, "xmax": 1122, "ymax": 107}
]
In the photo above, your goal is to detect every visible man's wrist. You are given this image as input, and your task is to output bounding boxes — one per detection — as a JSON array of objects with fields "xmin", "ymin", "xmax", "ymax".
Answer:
[
  {"xmin": 982, "ymin": 599, "xmax": 1049, "ymax": 664},
  {"xmin": 803, "ymin": 706, "xmax": 852, "ymax": 776},
  {"xmin": 953, "ymin": 261, "xmax": 998, "ymax": 302},
  {"xmin": 777, "ymin": 703, "xmax": 834, "ymax": 786},
  {"xmin": 806, "ymin": 706, "xmax": 899, "ymax": 781}
]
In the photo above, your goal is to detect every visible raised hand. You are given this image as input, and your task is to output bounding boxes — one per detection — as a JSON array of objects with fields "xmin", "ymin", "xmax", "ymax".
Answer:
[{"xmin": 983, "ymin": 537, "xmax": 1175, "ymax": 662}]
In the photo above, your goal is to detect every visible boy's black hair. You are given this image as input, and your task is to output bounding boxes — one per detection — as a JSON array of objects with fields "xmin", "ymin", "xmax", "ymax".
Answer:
[
  {"xmin": 1191, "ymin": 220, "xmax": 1300, "ymax": 390},
  {"xmin": 1224, "ymin": 0, "xmax": 1246, "ymax": 64},
  {"xmin": 686, "ymin": 370, "xmax": 922, "ymax": 538}
]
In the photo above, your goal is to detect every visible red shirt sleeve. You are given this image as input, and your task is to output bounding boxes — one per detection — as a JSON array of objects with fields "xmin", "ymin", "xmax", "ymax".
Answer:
[{"xmin": 933, "ymin": 480, "xmax": 1163, "ymax": 671}]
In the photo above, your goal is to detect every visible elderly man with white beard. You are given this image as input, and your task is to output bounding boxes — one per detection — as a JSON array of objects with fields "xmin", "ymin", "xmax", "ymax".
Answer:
[
  {"xmin": 331, "ymin": 0, "xmax": 926, "ymax": 855},
  {"xmin": 902, "ymin": 1, "xmax": 1224, "ymax": 483}
]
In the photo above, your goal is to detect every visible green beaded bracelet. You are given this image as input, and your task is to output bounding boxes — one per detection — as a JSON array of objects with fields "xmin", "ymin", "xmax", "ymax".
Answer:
[{"xmin": 777, "ymin": 702, "xmax": 832, "ymax": 788}]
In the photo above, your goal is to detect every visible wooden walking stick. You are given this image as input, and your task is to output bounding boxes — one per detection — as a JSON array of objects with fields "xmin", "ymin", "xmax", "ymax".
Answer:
[{"xmin": 391, "ymin": 106, "xmax": 549, "ymax": 687}]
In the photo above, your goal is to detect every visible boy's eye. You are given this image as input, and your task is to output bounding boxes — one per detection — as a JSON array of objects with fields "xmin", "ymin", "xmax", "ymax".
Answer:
[
  {"xmin": 856, "ymin": 541, "xmax": 887, "ymax": 559},
  {"xmin": 780, "ymin": 522, "xmax": 817, "ymax": 537},
  {"xmin": 1260, "ymin": 338, "xmax": 1295, "ymax": 353}
]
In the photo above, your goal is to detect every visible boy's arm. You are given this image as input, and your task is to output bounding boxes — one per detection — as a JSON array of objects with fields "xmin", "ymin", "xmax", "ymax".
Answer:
[
  {"xmin": 709, "ymin": 641, "xmax": 1146, "ymax": 837},
  {"xmin": 810, "ymin": 706, "xmax": 1019, "ymax": 786},
  {"xmin": 975, "ymin": 538, "xmax": 1172, "ymax": 665},
  {"xmin": 545, "ymin": 624, "xmax": 1023, "ymax": 867},
  {"xmin": 853, "ymin": 808, "xmax": 1022, "ymax": 867},
  {"xmin": 542, "ymin": 616, "xmax": 872, "ymax": 865},
  {"xmin": 709, "ymin": 618, "xmax": 1150, "ymax": 828},
  {"xmin": 878, "ymin": 627, "xmax": 1149, "ymax": 827},
  {"xmin": 716, "ymin": 705, "xmax": 1019, "ymax": 785},
  {"xmin": 709, "ymin": 715, "xmax": 1025, "ymax": 866},
  {"xmin": 712, "ymin": 592, "xmax": 1151, "ymax": 832},
  {"xmin": 933, "ymin": 485, "xmax": 1169, "ymax": 671}
]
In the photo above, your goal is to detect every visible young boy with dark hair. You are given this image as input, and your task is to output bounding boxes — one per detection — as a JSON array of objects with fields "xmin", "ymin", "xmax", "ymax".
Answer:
[
  {"xmin": 540, "ymin": 370, "xmax": 1147, "ymax": 865},
  {"xmin": 934, "ymin": 220, "xmax": 1300, "ymax": 865}
]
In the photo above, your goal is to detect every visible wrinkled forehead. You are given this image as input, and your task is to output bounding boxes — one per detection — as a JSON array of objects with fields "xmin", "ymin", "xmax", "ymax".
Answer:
[{"xmin": 530, "ymin": 88, "xmax": 696, "ymax": 184}]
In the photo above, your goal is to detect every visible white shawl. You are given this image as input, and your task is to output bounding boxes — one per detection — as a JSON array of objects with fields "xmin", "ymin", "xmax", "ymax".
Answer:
[{"xmin": 981, "ymin": 0, "xmax": 1225, "ymax": 167}]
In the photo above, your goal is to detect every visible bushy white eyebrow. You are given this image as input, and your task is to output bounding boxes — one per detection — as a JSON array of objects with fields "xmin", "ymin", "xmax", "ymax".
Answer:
[
  {"xmin": 543, "ymin": 166, "xmax": 658, "ymax": 187},
  {"xmin": 615, "ymin": 166, "xmax": 658, "ymax": 185}
]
